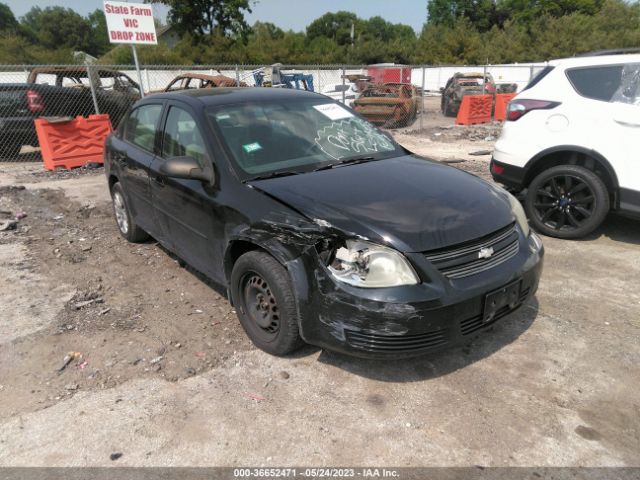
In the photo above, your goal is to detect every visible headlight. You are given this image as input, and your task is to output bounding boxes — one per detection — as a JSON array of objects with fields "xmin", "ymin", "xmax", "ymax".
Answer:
[
  {"xmin": 327, "ymin": 239, "xmax": 419, "ymax": 288},
  {"xmin": 507, "ymin": 193, "xmax": 530, "ymax": 237},
  {"xmin": 529, "ymin": 231, "xmax": 543, "ymax": 253}
]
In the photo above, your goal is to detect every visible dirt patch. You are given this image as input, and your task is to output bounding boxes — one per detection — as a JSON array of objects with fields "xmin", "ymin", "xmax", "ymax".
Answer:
[{"xmin": 0, "ymin": 186, "xmax": 248, "ymax": 420}]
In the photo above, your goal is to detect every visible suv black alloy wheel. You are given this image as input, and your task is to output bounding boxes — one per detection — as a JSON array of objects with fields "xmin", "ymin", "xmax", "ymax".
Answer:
[{"xmin": 525, "ymin": 165, "xmax": 609, "ymax": 239}]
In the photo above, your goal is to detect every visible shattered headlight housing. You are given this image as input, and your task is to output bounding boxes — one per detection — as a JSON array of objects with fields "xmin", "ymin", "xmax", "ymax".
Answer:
[
  {"xmin": 327, "ymin": 240, "xmax": 419, "ymax": 288},
  {"xmin": 507, "ymin": 193, "xmax": 530, "ymax": 237}
]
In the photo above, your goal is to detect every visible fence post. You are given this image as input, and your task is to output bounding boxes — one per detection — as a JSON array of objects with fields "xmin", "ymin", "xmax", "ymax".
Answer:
[
  {"xmin": 341, "ymin": 67, "xmax": 346, "ymax": 104},
  {"xmin": 131, "ymin": 45, "xmax": 145, "ymax": 97},
  {"xmin": 85, "ymin": 62, "xmax": 100, "ymax": 115},
  {"xmin": 420, "ymin": 65, "xmax": 426, "ymax": 131},
  {"xmin": 482, "ymin": 64, "xmax": 487, "ymax": 95},
  {"xmin": 235, "ymin": 64, "xmax": 240, "ymax": 86},
  {"xmin": 145, "ymin": 69, "xmax": 150, "ymax": 92},
  {"xmin": 529, "ymin": 64, "xmax": 535, "ymax": 82}
]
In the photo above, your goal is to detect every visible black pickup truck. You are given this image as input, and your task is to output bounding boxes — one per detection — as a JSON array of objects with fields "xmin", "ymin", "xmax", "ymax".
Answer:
[{"xmin": 0, "ymin": 67, "xmax": 140, "ymax": 158}]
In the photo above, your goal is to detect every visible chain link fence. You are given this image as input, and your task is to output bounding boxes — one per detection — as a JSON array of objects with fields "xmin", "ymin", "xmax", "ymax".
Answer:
[{"xmin": 0, "ymin": 63, "xmax": 545, "ymax": 162}]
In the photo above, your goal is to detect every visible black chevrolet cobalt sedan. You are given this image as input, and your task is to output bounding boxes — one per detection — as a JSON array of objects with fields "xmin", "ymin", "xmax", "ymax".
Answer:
[{"xmin": 104, "ymin": 88, "xmax": 544, "ymax": 358}]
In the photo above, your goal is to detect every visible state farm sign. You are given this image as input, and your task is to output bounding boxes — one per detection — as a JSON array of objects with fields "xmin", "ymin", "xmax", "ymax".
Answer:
[{"xmin": 104, "ymin": 1, "xmax": 157, "ymax": 45}]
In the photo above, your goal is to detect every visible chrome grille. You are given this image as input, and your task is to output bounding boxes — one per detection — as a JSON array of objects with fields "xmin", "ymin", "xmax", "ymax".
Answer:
[
  {"xmin": 345, "ymin": 329, "xmax": 448, "ymax": 354},
  {"xmin": 424, "ymin": 223, "xmax": 519, "ymax": 279}
]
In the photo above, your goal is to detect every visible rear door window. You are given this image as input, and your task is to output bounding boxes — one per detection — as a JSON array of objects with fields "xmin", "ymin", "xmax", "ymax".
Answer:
[
  {"xmin": 124, "ymin": 104, "xmax": 163, "ymax": 152},
  {"xmin": 566, "ymin": 65, "xmax": 624, "ymax": 102},
  {"xmin": 611, "ymin": 63, "xmax": 640, "ymax": 105}
]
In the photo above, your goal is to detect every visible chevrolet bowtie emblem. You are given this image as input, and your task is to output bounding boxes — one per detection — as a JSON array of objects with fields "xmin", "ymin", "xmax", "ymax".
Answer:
[{"xmin": 478, "ymin": 247, "xmax": 494, "ymax": 259}]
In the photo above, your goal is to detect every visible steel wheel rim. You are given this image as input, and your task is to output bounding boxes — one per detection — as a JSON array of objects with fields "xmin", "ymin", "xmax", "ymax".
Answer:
[
  {"xmin": 113, "ymin": 191, "xmax": 129, "ymax": 234},
  {"xmin": 241, "ymin": 272, "xmax": 280, "ymax": 340},
  {"xmin": 532, "ymin": 174, "xmax": 595, "ymax": 231}
]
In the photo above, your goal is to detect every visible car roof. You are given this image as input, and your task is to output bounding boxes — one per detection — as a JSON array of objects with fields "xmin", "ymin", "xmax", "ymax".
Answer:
[
  {"xmin": 29, "ymin": 66, "xmax": 124, "ymax": 75},
  {"xmin": 550, "ymin": 53, "xmax": 640, "ymax": 68},
  {"xmin": 456, "ymin": 72, "xmax": 488, "ymax": 77},
  {"xmin": 145, "ymin": 87, "xmax": 323, "ymax": 106}
]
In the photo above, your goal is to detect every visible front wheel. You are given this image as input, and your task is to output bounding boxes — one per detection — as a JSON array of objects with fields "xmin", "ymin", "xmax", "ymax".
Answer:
[
  {"xmin": 231, "ymin": 251, "xmax": 304, "ymax": 356},
  {"xmin": 525, "ymin": 165, "xmax": 609, "ymax": 239}
]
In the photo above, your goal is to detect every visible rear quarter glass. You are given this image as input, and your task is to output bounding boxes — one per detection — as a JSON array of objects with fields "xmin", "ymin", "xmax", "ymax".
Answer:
[
  {"xmin": 565, "ymin": 65, "xmax": 624, "ymax": 102},
  {"xmin": 522, "ymin": 66, "xmax": 555, "ymax": 91}
]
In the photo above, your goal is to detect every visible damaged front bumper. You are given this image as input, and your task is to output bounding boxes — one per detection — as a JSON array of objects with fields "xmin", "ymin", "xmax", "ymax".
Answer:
[{"xmin": 287, "ymin": 232, "xmax": 544, "ymax": 359}]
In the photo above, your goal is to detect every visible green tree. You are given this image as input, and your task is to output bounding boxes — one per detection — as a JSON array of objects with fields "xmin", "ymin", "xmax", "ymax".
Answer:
[
  {"xmin": 306, "ymin": 11, "xmax": 358, "ymax": 46},
  {"xmin": 20, "ymin": 6, "xmax": 92, "ymax": 52},
  {"xmin": 86, "ymin": 9, "xmax": 110, "ymax": 57},
  {"xmin": 497, "ymin": 0, "xmax": 606, "ymax": 24},
  {"xmin": 153, "ymin": 0, "xmax": 253, "ymax": 39},
  {"xmin": 0, "ymin": 2, "xmax": 17, "ymax": 32},
  {"xmin": 427, "ymin": 0, "xmax": 498, "ymax": 31}
]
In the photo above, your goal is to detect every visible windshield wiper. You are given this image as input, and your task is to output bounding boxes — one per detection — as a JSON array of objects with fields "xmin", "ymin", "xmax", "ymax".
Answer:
[
  {"xmin": 313, "ymin": 156, "xmax": 377, "ymax": 172},
  {"xmin": 244, "ymin": 171, "xmax": 301, "ymax": 182}
]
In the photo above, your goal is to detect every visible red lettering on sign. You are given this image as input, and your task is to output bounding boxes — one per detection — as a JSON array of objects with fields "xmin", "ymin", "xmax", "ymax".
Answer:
[
  {"xmin": 135, "ymin": 31, "xmax": 155, "ymax": 42},
  {"xmin": 131, "ymin": 6, "xmax": 152, "ymax": 16},
  {"xmin": 123, "ymin": 18, "xmax": 139, "ymax": 28},
  {"xmin": 110, "ymin": 30, "xmax": 135, "ymax": 41},
  {"xmin": 105, "ymin": 4, "xmax": 129, "ymax": 15}
]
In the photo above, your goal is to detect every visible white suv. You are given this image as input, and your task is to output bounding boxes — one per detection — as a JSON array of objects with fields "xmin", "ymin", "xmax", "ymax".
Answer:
[{"xmin": 491, "ymin": 51, "xmax": 640, "ymax": 238}]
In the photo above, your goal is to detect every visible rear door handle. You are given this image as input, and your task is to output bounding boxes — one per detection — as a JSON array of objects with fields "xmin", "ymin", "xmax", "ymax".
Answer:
[
  {"xmin": 614, "ymin": 119, "xmax": 640, "ymax": 127},
  {"xmin": 113, "ymin": 152, "xmax": 127, "ymax": 165}
]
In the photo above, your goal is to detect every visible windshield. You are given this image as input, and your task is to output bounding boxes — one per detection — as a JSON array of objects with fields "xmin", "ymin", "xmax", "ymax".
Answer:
[{"xmin": 206, "ymin": 99, "xmax": 402, "ymax": 180}]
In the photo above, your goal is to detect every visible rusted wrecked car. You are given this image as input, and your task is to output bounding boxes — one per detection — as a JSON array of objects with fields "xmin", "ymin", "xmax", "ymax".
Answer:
[
  {"xmin": 0, "ymin": 66, "xmax": 140, "ymax": 158},
  {"xmin": 352, "ymin": 83, "xmax": 420, "ymax": 128},
  {"xmin": 163, "ymin": 73, "xmax": 247, "ymax": 92},
  {"xmin": 441, "ymin": 72, "xmax": 496, "ymax": 117}
]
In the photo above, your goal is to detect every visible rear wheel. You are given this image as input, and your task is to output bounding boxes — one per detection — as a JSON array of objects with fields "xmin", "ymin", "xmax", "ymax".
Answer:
[
  {"xmin": 110, "ymin": 182, "xmax": 149, "ymax": 243},
  {"xmin": 525, "ymin": 165, "xmax": 609, "ymax": 239},
  {"xmin": 443, "ymin": 98, "xmax": 456, "ymax": 117},
  {"xmin": 231, "ymin": 251, "xmax": 304, "ymax": 356}
]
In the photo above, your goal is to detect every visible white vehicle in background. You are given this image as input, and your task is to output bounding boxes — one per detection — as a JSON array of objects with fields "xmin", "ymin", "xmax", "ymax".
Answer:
[
  {"xmin": 491, "ymin": 50, "xmax": 640, "ymax": 239},
  {"xmin": 321, "ymin": 83, "xmax": 360, "ymax": 107}
]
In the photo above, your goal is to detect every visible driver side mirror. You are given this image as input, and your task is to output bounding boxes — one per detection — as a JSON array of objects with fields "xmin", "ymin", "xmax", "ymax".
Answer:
[
  {"xmin": 159, "ymin": 156, "xmax": 213, "ymax": 183},
  {"xmin": 439, "ymin": 87, "xmax": 445, "ymax": 93}
]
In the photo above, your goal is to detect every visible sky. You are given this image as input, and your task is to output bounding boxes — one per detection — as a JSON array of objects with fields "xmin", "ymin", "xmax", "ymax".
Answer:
[{"xmin": 3, "ymin": 0, "xmax": 428, "ymax": 33}]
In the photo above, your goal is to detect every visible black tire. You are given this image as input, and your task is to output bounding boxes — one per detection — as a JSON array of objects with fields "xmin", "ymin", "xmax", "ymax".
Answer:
[
  {"xmin": 231, "ymin": 251, "xmax": 304, "ymax": 356},
  {"xmin": 443, "ymin": 98, "xmax": 456, "ymax": 117},
  {"xmin": 110, "ymin": 182, "xmax": 149, "ymax": 243},
  {"xmin": 525, "ymin": 165, "xmax": 609, "ymax": 239}
]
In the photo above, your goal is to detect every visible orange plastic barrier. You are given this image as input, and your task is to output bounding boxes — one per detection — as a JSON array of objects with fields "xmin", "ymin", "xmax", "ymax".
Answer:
[
  {"xmin": 455, "ymin": 94, "xmax": 493, "ymax": 125},
  {"xmin": 34, "ymin": 114, "xmax": 113, "ymax": 171},
  {"xmin": 494, "ymin": 93, "xmax": 517, "ymax": 121}
]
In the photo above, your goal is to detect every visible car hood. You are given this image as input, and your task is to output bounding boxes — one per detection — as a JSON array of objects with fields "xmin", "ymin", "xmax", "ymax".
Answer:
[{"xmin": 250, "ymin": 155, "xmax": 515, "ymax": 253}]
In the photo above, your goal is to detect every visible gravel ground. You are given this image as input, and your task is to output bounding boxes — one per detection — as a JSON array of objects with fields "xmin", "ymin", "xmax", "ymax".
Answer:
[{"xmin": 0, "ymin": 102, "xmax": 638, "ymax": 467}]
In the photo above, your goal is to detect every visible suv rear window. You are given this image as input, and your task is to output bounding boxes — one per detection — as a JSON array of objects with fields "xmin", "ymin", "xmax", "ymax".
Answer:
[{"xmin": 566, "ymin": 65, "xmax": 624, "ymax": 102}]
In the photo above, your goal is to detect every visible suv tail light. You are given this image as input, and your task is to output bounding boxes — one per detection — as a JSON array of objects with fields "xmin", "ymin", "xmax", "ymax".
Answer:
[
  {"xmin": 507, "ymin": 99, "xmax": 560, "ymax": 121},
  {"xmin": 26, "ymin": 89, "xmax": 44, "ymax": 113}
]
